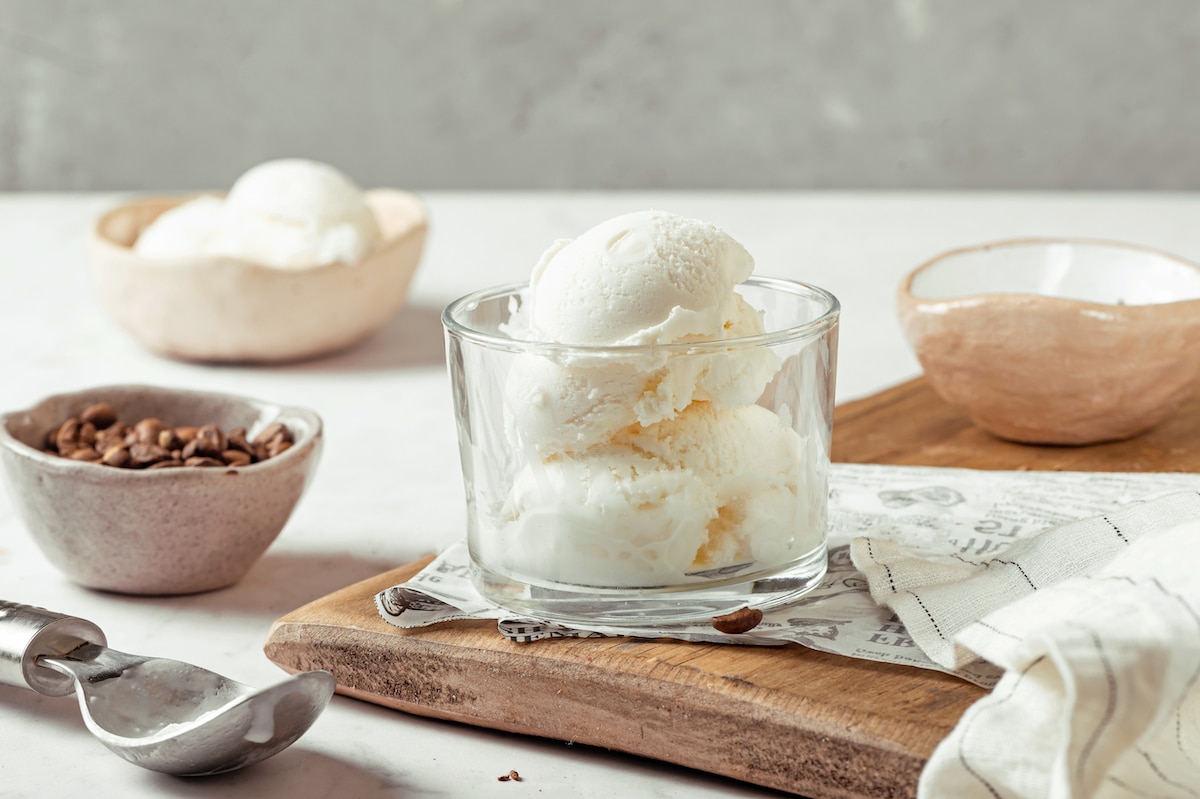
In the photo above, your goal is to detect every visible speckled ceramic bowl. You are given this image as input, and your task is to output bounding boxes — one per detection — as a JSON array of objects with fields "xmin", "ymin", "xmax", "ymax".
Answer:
[
  {"xmin": 90, "ymin": 190, "xmax": 427, "ymax": 363},
  {"xmin": 898, "ymin": 238, "xmax": 1200, "ymax": 445},
  {"xmin": 0, "ymin": 385, "xmax": 322, "ymax": 594}
]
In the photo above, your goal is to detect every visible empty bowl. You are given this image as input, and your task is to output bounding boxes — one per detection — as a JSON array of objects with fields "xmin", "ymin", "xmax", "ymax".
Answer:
[
  {"xmin": 897, "ymin": 238, "xmax": 1200, "ymax": 445},
  {"xmin": 90, "ymin": 190, "xmax": 427, "ymax": 363},
  {"xmin": 0, "ymin": 385, "xmax": 322, "ymax": 594}
]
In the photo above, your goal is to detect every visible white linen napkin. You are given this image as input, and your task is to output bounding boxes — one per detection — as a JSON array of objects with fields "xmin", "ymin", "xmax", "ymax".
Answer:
[{"xmin": 850, "ymin": 491, "xmax": 1200, "ymax": 798}]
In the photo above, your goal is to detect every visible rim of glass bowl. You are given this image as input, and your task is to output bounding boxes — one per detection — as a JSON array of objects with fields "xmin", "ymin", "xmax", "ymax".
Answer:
[{"xmin": 442, "ymin": 276, "xmax": 840, "ymax": 355}]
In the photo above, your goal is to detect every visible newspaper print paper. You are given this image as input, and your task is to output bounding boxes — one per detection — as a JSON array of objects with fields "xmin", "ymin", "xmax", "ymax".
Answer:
[{"xmin": 376, "ymin": 464, "xmax": 1200, "ymax": 688}]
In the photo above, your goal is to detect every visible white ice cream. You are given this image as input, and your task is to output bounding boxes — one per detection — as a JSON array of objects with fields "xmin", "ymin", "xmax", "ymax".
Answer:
[
  {"xmin": 527, "ymin": 210, "xmax": 756, "ymax": 347},
  {"xmin": 494, "ymin": 403, "xmax": 820, "ymax": 587},
  {"xmin": 504, "ymin": 210, "xmax": 780, "ymax": 455},
  {"xmin": 614, "ymin": 403, "xmax": 825, "ymax": 570},
  {"xmin": 131, "ymin": 195, "xmax": 224, "ymax": 259},
  {"xmin": 133, "ymin": 159, "xmax": 380, "ymax": 268},
  {"xmin": 489, "ymin": 210, "xmax": 822, "ymax": 588},
  {"xmin": 500, "ymin": 448, "xmax": 717, "ymax": 587},
  {"xmin": 210, "ymin": 159, "xmax": 381, "ymax": 268}
]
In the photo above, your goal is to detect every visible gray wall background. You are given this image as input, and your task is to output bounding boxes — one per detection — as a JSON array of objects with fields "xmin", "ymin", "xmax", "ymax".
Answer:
[{"xmin": 2, "ymin": 0, "xmax": 1199, "ymax": 191}]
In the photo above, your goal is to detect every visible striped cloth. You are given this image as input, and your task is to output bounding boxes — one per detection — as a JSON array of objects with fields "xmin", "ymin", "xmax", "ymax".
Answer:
[{"xmin": 850, "ymin": 491, "xmax": 1200, "ymax": 799}]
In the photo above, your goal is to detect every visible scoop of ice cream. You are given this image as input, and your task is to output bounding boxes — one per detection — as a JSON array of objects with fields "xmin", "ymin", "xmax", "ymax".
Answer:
[
  {"xmin": 503, "ymin": 354, "xmax": 650, "ymax": 455},
  {"xmin": 613, "ymin": 402, "xmax": 816, "ymax": 569},
  {"xmin": 133, "ymin": 195, "xmax": 224, "ymax": 259},
  {"xmin": 496, "ymin": 403, "xmax": 820, "ymax": 587},
  {"xmin": 503, "ymin": 310, "xmax": 779, "ymax": 456},
  {"xmin": 209, "ymin": 159, "xmax": 381, "ymax": 268},
  {"xmin": 528, "ymin": 210, "xmax": 755, "ymax": 346},
  {"xmin": 691, "ymin": 293, "xmax": 779, "ymax": 405},
  {"xmin": 496, "ymin": 450, "xmax": 717, "ymax": 587},
  {"xmin": 504, "ymin": 210, "xmax": 779, "ymax": 455}
]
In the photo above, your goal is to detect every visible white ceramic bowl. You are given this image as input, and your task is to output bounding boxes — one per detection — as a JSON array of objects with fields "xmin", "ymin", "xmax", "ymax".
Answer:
[
  {"xmin": 0, "ymin": 385, "xmax": 322, "ymax": 594},
  {"xmin": 897, "ymin": 238, "xmax": 1200, "ymax": 445},
  {"xmin": 90, "ymin": 190, "xmax": 427, "ymax": 363}
]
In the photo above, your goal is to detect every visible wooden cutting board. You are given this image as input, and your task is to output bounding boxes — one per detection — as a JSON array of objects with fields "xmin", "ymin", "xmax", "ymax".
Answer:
[{"xmin": 265, "ymin": 377, "xmax": 1200, "ymax": 799}]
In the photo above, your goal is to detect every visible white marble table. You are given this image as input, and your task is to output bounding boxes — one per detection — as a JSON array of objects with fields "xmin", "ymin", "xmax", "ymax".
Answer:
[{"xmin": 2, "ymin": 191, "xmax": 1198, "ymax": 798}]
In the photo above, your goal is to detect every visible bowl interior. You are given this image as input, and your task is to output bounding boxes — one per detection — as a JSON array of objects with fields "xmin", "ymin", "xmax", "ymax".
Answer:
[
  {"xmin": 909, "ymin": 240, "xmax": 1200, "ymax": 306},
  {"xmin": 3, "ymin": 385, "xmax": 314, "ymax": 456}
]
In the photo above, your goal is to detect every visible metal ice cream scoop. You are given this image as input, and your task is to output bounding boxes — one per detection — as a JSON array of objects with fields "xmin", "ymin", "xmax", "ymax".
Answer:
[{"xmin": 0, "ymin": 601, "xmax": 335, "ymax": 776}]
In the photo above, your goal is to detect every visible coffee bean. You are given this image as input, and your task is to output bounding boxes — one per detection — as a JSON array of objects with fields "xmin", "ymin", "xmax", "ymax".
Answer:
[
  {"xmin": 227, "ymin": 427, "xmax": 254, "ymax": 455},
  {"xmin": 101, "ymin": 445, "xmax": 131, "ymax": 468},
  {"xmin": 129, "ymin": 442, "xmax": 169, "ymax": 468},
  {"xmin": 194, "ymin": 424, "xmax": 226, "ymax": 457},
  {"xmin": 94, "ymin": 426, "xmax": 126, "ymax": 453},
  {"xmin": 78, "ymin": 422, "xmax": 97, "ymax": 449},
  {"xmin": 147, "ymin": 459, "xmax": 185, "ymax": 469},
  {"xmin": 222, "ymin": 449, "xmax": 252, "ymax": 467},
  {"xmin": 44, "ymin": 408, "xmax": 296, "ymax": 470},
  {"xmin": 184, "ymin": 456, "xmax": 224, "ymax": 467},
  {"xmin": 267, "ymin": 440, "xmax": 293, "ymax": 458},
  {"xmin": 134, "ymin": 418, "xmax": 167, "ymax": 445},
  {"xmin": 253, "ymin": 422, "xmax": 288, "ymax": 446},
  {"xmin": 79, "ymin": 403, "xmax": 118, "ymax": 429},
  {"xmin": 711, "ymin": 606, "xmax": 764, "ymax": 634},
  {"xmin": 55, "ymin": 418, "xmax": 81, "ymax": 452},
  {"xmin": 157, "ymin": 429, "xmax": 181, "ymax": 451}
]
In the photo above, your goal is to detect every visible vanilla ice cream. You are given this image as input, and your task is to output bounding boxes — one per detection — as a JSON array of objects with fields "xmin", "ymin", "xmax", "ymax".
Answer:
[
  {"xmin": 132, "ymin": 195, "xmax": 224, "ymax": 259},
  {"xmin": 480, "ymin": 210, "xmax": 826, "ymax": 590},
  {"xmin": 503, "ymin": 211, "xmax": 780, "ymax": 455},
  {"xmin": 499, "ymin": 448, "xmax": 717, "ymax": 587},
  {"xmin": 133, "ymin": 158, "xmax": 381, "ymax": 268},
  {"xmin": 492, "ymin": 403, "xmax": 821, "ymax": 587},
  {"xmin": 527, "ymin": 210, "xmax": 756, "ymax": 346}
]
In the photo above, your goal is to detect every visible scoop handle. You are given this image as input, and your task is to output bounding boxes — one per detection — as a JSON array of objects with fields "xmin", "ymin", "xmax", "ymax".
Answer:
[{"xmin": 0, "ymin": 602, "xmax": 107, "ymax": 696}]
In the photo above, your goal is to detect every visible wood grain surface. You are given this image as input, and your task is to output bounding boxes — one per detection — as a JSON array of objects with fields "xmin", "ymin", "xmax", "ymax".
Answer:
[
  {"xmin": 264, "ymin": 377, "xmax": 1200, "ymax": 799},
  {"xmin": 831, "ymin": 377, "xmax": 1200, "ymax": 472}
]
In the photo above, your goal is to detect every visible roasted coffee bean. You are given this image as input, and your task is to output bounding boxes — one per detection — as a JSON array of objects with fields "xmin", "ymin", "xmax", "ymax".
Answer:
[
  {"xmin": 194, "ymin": 424, "xmax": 226, "ymax": 457},
  {"xmin": 129, "ymin": 442, "xmax": 169, "ymax": 467},
  {"xmin": 227, "ymin": 427, "xmax": 254, "ymax": 455},
  {"xmin": 711, "ymin": 606, "xmax": 764, "ymax": 634},
  {"xmin": 157, "ymin": 429, "xmax": 181, "ymax": 451},
  {"xmin": 222, "ymin": 449, "xmax": 252, "ymax": 468},
  {"xmin": 94, "ymin": 426, "xmax": 126, "ymax": 453},
  {"xmin": 55, "ymin": 418, "xmax": 81, "ymax": 452},
  {"xmin": 134, "ymin": 418, "xmax": 167, "ymax": 445},
  {"xmin": 79, "ymin": 403, "xmax": 118, "ymax": 429},
  {"xmin": 146, "ymin": 459, "xmax": 185, "ymax": 469},
  {"xmin": 44, "ymin": 408, "xmax": 295, "ymax": 470},
  {"xmin": 78, "ymin": 422, "xmax": 97, "ymax": 449},
  {"xmin": 101, "ymin": 445, "xmax": 131, "ymax": 468},
  {"xmin": 253, "ymin": 422, "xmax": 289, "ymax": 446},
  {"xmin": 267, "ymin": 439, "xmax": 293, "ymax": 458},
  {"xmin": 184, "ymin": 456, "xmax": 225, "ymax": 467}
]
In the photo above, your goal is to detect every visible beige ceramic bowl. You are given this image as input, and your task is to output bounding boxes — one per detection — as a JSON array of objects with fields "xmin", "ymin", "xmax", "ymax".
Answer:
[
  {"xmin": 0, "ymin": 385, "xmax": 322, "ymax": 594},
  {"xmin": 90, "ymin": 190, "xmax": 427, "ymax": 363},
  {"xmin": 898, "ymin": 238, "xmax": 1200, "ymax": 445}
]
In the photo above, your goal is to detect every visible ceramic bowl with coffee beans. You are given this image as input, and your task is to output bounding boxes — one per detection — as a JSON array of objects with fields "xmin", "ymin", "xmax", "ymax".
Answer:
[{"xmin": 0, "ymin": 384, "xmax": 322, "ymax": 594}]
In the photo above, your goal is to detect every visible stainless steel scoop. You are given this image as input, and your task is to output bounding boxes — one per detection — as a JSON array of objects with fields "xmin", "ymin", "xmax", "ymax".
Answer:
[{"xmin": 0, "ymin": 601, "xmax": 335, "ymax": 776}]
